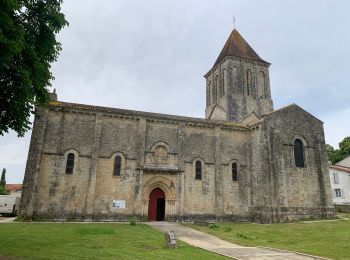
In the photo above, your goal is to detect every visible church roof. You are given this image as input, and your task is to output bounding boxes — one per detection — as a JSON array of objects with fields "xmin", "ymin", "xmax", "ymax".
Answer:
[
  {"xmin": 5, "ymin": 184, "xmax": 22, "ymax": 192},
  {"xmin": 329, "ymin": 165, "xmax": 350, "ymax": 174},
  {"xmin": 212, "ymin": 29, "xmax": 269, "ymax": 68},
  {"xmin": 262, "ymin": 103, "xmax": 323, "ymax": 124},
  {"xmin": 48, "ymin": 101, "xmax": 248, "ymax": 130}
]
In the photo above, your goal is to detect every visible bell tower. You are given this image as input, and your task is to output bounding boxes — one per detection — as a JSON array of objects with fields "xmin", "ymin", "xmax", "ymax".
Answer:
[{"xmin": 205, "ymin": 29, "xmax": 273, "ymax": 122}]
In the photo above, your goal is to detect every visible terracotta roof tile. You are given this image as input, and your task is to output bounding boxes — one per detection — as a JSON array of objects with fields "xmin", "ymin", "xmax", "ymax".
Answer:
[
  {"xmin": 48, "ymin": 101, "xmax": 248, "ymax": 129},
  {"xmin": 5, "ymin": 184, "xmax": 22, "ymax": 192},
  {"xmin": 329, "ymin": 165, "xmax": 350, "ymax": 174},
  {"xmin": 213, "ymin": 29, "xmax": 268, "ymax": 68}
]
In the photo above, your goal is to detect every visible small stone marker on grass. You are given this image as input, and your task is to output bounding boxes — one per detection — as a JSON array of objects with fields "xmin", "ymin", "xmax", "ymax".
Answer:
[{"xmin": 164, "ymin": 231, "xmax": 177, "ymax": 249}]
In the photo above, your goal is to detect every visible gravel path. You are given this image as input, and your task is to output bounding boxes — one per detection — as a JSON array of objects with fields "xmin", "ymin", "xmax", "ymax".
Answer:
[{"xmin": 147, "ymin": 222, "xmax": 329, "ymax": 260}]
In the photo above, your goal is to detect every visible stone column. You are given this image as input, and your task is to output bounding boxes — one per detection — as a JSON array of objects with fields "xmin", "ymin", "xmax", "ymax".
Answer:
[
  {"xmin": 214, "ymin": 126, "xmax": 223, "ymax": 217},
  {"xmin": 266, "ymin": 127, "xmax": 279, "ymax": 222},
  {"xmin": 267, "ymin": 127, "xmax": 277, "ymax": 205},
  {"xmin": 280, "ymin": 145, "xmax": 289, "ymax": 208},
  {"xmin": 20, "ymin": 107, "xmax": 48, "ymax": 218},
  {"xmin": 134, "ymin": 117, "xmax": 147, "ymax": 216},
  {"xmin": 85, "ymin": 113, "xmax": 103, "ymax": 219},
  {"xmin": 176, "ymin": 122, "xmax": 185, "ymax": 218},
  {"xmin": 315, "ymin": 130, "xmax": 334, "ymax": 209},
  {"xmin": 48, "ymin": 111, "xmax": 66, "ymax": 214}
]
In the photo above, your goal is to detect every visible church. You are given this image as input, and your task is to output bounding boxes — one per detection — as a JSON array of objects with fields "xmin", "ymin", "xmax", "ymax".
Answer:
[{"xmin": 20, "ymin": 29, "xmax": 334, "ymax": 223}]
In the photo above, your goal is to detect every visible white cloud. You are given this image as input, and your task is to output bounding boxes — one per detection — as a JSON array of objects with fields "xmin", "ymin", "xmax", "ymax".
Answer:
[
  {"xmin": 0, "ymin": 0, "xmax": 349, "ymax": 183},
  {"xmin": 0, "ymin": 132, "xmax": 30, "ymax": 183},
  {"xmin": 323, "ymin": 107, "xmax": 350, "ymax": 148}
]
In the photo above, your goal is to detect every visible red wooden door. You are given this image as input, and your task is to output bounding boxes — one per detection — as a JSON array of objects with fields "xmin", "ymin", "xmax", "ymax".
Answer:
[{"xmin": 148, "ymin": 188, "xmax": 165, "ymax": 221}]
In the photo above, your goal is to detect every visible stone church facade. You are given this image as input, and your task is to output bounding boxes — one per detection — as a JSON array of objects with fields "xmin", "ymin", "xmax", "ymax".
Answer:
[{"xmin": 20, "ymin": 29, "xmax": 334, "ymax": 222}]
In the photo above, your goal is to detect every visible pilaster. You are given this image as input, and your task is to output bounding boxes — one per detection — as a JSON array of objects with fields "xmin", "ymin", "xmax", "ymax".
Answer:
[
  {"xmin": 85, "ymin": 113, "xmax": 103, "ymax": 218},
  {"xmin": 176, "ymin": 122, "xmax": 185, "ymax": 216},
  {"xmin": 20, "ymin": 107, "xmax": 48, "ymax": 217},
  {"xmin": 214, "ymin": 126, "xmax": 223, "ymax": 216},
  {"xmin": 133, "ymin": 117, "xmax": 147, "ymax": 215}
]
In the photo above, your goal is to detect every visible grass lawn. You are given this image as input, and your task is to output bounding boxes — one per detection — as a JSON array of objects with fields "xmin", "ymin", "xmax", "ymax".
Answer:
[
  {"xmin": 0, "ymin": 223, "xmax": 226, "ymax": 260},
  {"xmin": 338, "ymin": 212, "xmax": 350, "ymax": 219},
  {"xmin": 186, "ymin": 218, "xmax": 350, "ymax": 260}
]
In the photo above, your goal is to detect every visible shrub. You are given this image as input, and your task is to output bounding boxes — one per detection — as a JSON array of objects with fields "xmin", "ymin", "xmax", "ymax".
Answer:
[
  {"xmin": 130, "ymin": 216, "xmax": 137, "ymax": 226},
  {"xmin": 208, "ymin": 223, "xmax": 219, "ymax": 229}
]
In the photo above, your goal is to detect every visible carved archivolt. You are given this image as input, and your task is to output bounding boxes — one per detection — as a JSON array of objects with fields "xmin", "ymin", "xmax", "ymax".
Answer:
[
  {"xmin": 142, "ymin": 176, "xmax": 176, "ymax": 201},
  {"xmin": 289, "ymin": 134, "xmax": 308, "ymax": 146}
]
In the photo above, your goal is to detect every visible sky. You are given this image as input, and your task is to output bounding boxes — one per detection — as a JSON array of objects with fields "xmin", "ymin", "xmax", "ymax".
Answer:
[{"xmin": 1, "ymin": 0, "xmax": 350, "ymax": 183}]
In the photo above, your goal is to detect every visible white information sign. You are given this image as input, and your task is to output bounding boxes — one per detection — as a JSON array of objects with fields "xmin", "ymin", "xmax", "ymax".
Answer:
[{"xmin": 112, "ymin": 200, "xmax": 126, "ymax": 209}]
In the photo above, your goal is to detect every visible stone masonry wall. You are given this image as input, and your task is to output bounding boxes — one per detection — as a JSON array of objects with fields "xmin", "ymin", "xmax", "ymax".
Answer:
[
  {"xmin": 250, "ymin": 105, "xmax": 334, "ymax": 222},
  {"xmin": 20, "ymin": 103, "xmax": 334, "ymax": 222},
  {"xmin": 205, "ymin": 57, "xmax": 273, "ymax": 122},
  {"xmin": 21, "ymin": 105, "xmax": 254, "ymax": 221}
]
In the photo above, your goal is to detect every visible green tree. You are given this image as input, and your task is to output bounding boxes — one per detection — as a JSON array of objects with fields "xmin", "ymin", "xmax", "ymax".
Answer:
[
  {"xmin": 0, "ymin": 0, "xmax": 68, "ymax": 136},
  {"xmin": 326, "ymin": 136, "xmax": 350, "ymax": 164},
  {"xmin": 338, "ymin": 136, "xmax": 350, "ymax": 159},
  {"xmin": 0, "ymin": 168, "xmax": 7, "ymax": 195}
]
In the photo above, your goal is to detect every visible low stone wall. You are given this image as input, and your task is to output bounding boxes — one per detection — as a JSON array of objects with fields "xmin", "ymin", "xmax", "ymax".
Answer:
[
  {"xmin": 334, "ymin": 204, "xmax": 350, "ymax": 213},
  {"xmin": 21, "ymin": 208, "xmax": 336, "ymax": 223},
  {"xmin": 250, "ymin": 206, "xmax": 335, "ymax": 223},
  {"xmin": 23, "ymin": 212, "xmax": 252, "ymax": 222},
  {"xmin": 167, "ymin": 214, "xmax": 251, "ymax": 223}
]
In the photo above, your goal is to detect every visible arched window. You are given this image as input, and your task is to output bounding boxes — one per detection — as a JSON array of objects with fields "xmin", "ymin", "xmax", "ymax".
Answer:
[
  {"xmin": 195, "ymin": 161, "xmax": 202, "ymax": 180},
  {"xmin": 113, "ymin": 156, "xmax": 122, "ymax": 176},
  {"xmin": 232, "ymin": 162, "xmax": 238, "ymax": 181},
  {"xmin": 246, "ymin": 69, "xmax": 252, "ymax": 96},
  {"xmin": 294, "ymin": 139, "xmax": 305, "ymax": 168},
  {"xmin": 65, "ymin": 153, "xmax": 75, "ymax": 174}
]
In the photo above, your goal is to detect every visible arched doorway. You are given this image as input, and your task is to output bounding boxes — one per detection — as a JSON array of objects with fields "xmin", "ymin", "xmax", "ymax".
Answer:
[{"xmin": 148, "ymin": 187, "xmax": 165, "ymax": 221}]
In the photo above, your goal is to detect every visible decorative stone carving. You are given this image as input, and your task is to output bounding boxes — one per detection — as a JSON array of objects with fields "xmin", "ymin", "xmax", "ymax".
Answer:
[{"xmin": 153, "ymin": 145, "xmax": 169, "ymax": 165}]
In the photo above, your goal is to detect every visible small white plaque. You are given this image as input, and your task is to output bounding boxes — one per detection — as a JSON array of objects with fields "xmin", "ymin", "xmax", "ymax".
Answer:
[{"xmin": 113, "ymin": 200, "xmax": 126, "ymax": 209}]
